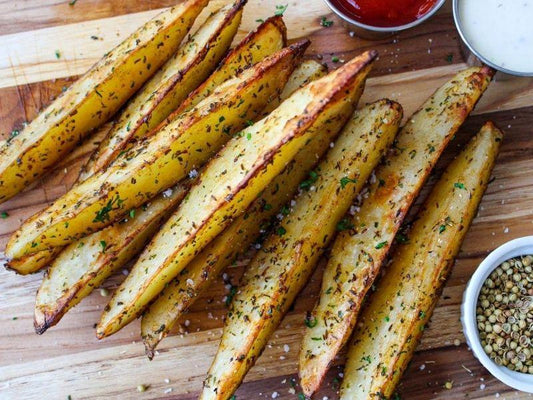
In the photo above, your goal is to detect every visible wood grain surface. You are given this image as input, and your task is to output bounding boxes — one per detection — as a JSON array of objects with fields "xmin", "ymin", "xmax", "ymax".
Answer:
[{"xmin": 1, "ymin": 1, "xmax": 533, "ymax": 399}]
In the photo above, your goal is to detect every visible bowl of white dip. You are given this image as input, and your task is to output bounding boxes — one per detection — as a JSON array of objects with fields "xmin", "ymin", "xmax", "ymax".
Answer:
[{"xmin": 453, "ymin": 0, "xmax": 533, "ymax": 77}]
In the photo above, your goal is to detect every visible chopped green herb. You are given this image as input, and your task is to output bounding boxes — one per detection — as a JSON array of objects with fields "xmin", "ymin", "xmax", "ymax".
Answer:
[
  {"xmin": 246, "ymin": 120, "xmax": 254, "ymax": 126},
  {"xmin": 331, "ymin": 56, "xmax": 340, "ymax": 63},
  {"xmin": 299, "ymin": 170, "xmax": 318, "ymax": 190},
  {"xmin": 375, "ymin": 241, "xmax": 388, "ymax": 249},
  {"xmin": 0, "ymin": 211, "xmax": 8, "ymax": 219},
  {"xmin": 395, "ymin": 233, "xmax": 409, "ymax": 244},
  {"xmin": 55, "ymin": 50, "xmax": 61, "ymax": 59},
  {"xmin": 100, "ymin": 240, "xmax": 107, "ymax": 253},
  {"xmin": 129, "ymin": 209, "xmax": 136, "ymax": 218},
  {"xmin": 325, "ymin": 286, "xmax": 333, "ymax": 294},
  {"xmin": 276, "ymin": 226, "xmax": 287, "ymax": 236},
  {"xmin": 384, "ymin": 316, "xmax": 390, "ymax": 322},
  {"xmin": 320, "ymin": 16, "xmax": 334, "ymax": 27},
  {"xmin": 12, "ymin": 317, "xmax": 17, "ymax": 320},
  {"xmin": 304, "ymin": 315, "xmax": 317, "ymax": 328},
  {"xmin": 126, "ymin": 121, "xmax": 131, "ymax": 132},
  {"xmin": 255, "ymin": 18, "xmax": 264, "ymax": 23},
  {"xmin": 454, "ymin": 182, "xmax": 466, "ymax": 190},
  {"xmin": 378, "ymin": 178, "xmax": 386, "ymax": 187},
  {"xmin": 336, "ymin": 218, "xmax": 354, "ymax": 231},
  {"xmin": 219, "ymin": 116, "xmax": 225, "ymax": 123},
  {"xmin": 69, "ymin": 0, "xmax": 77, "ymax": 5},
  {"xmin": 274, "ymin": 4, "xmax": 288, "ymax": 16},
  {"xmin": 311, "ymin": 337, "xmax": 322, "ymax": 341},
  {"xmin": 93, "ymin": 195, "xmax": 123, "ymax": 223},
  {"xmin": 225, "ymin": 285, "xmax": 237, "ymax": 306},
  {"xmin": 246, "ymin": 132, "xmax": 252, "ymax": 140},
  {"xmin": 340, "ymin": 176, "xmax": 357, "ymax": 189},
  {"xmin": 90, "ymin": 35, "xmax": 100, "ymax": 40},
  {"xmin": 280, "ymin": 205, "xmax": 290, "ymax": 216},
  {"xmin": 298, "ymin": 394, "xmax": 306, "ymax": 400},
  {"xmin": 445, "ymin": 53, "xmax": 454, "ymax": 63},
  {"xmin": 419, "ymin": 310, "xmax": 426, "ymax": 319},
  {"xmin": 439, "ymin": 224, "xmax": 446, "ymax": 233}
]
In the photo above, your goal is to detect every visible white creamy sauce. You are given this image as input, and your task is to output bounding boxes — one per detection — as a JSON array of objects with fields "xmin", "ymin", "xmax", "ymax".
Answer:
[{"xmin": 459, "ymin": 0, "xmax": 533, "ymax": 73}]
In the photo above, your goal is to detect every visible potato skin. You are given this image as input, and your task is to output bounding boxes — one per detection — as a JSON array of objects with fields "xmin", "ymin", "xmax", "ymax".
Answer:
[
  {"xmin": 79, "ymin": 1, "xmax": 247, "ymax": 181},
  {"xmin": 97, "ymin": 51, "xmax": 378, "ymax": 340},
  {"xmin": 201, "ymin": 98, "xmax": 402, "ymax": 400},
  {"xmin": 0, "ymin": 0, "xmax": 208, "ymax": 203},
  {"xmin": 140, "ymin": 60, "xmax": 328, "ymax": 358},
  {"xmin": 298, "ymin": 66, "xmax": 495, "ymax": 397},
  {"xmin": 340, "ymin": 122, "xmax": 503, "ymax": 399},
  {"xmin": 6, "ymin": 42, "xmax": 308, "ymax": 259}
]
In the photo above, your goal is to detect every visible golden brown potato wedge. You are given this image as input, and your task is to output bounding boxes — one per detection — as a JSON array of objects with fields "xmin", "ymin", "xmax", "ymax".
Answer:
[
  {"xmin": 140, "ymin": 60, "xmax": 328, "ymax": 357},
  {"xmin": 0, "ymin": 0, "xmax": 208, "ymax": 203},
  {"xmin": 201, "ymin": 99, "xmax": 402, "ymax": 400},
  {"xmin": 298, "ymin": 66, "xmax": 495, "ymax": 396},
  {"xmin": 6, "ymin": 15, "xmax": 287, "ymax": 275},
  {"xmin": 340, "ymin": 122, "xmax": 502, "ymax": 399},
  {"xmin": 33, "ymin": 185, "xmax": 188, "ymax": 334},
  {"xmin": 97, "ymin": 51, "xmax": 378, "ymax": 339},
  {"xmin": 79, "ymin": 0, "xmax": 246, "ymax": 181},
  {"xmin": 6, "ymin": 42, "xmax": 308, "ymax": 259},
  {"xmin": 5, "ymin": 248, "xmax": 62, "ymax": 276}
]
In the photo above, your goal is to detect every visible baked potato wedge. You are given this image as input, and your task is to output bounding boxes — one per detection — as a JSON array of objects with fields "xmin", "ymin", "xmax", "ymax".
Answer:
[
  {"xmin": 33, "ymin": 185, "xmax": 188, "ymax": 334},
  {"xmin": 79, "ymin": 0, "xmax": 246, "ymax": 181},
  {"xmin": 201, "ymin": 99, "xmax": 402, "ymax": 400},
  {"xmin": 298, "ymin": 66, "xmax": 495, "ymax": 396},
  {"xmin": 141, "ymin": 60, "xmax": 329, "ymax": 357},
  {"xmin": 5, "ymin": 248, "xmax": 62, "ymax": 276},
  {"xmin": 6, "ymin": 42, "xmax": 308, "ymax": 259},
  {"xmin": 6, "ymin": 15, "xmax": 287, "ymax": 274},
  {"xmin": 340, "ymin": 122, "xmax": 502, "ymax": 399},
  {"xmin": 97, "ymin": 51, "xmax": 378, "ymax": 338},
  {"xmin": 0, "ymin": 0, "xmax": 208, "ymax": 202}
]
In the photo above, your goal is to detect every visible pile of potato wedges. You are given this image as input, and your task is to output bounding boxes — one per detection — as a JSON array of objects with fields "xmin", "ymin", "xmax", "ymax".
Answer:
[{"xmin": 1, "ymin": 0, "xmax": 504, "ymax": 398}]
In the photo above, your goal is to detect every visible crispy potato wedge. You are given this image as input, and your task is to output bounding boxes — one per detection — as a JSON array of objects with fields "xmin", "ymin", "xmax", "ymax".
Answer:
[
  {"xmin": 5, "ymin": 248, "xmax": 62, "ymax": 276},
  {"xmin": 6, "ymin": 42, "xmax": 308, "ymax": 259},
  {"xmin": 167, "ymin": 15, "xmax": 287, "ymax": 118},
  {"xmin": 97, "ymin": 51, "xmax": 378, "ymax": 339},
  {"xmin": 79, "ymin": 1, "xmax": 246, "ymax": 181},
  {"xmin": 0, "ymin": 0, "xmax": 208, "ymax": 203},
  {"xmin": 6, "ymin": 16, "xmax": 287, "ymax": 274},
  {"xmin": 201, "ymin": 99, "xmax": 402, "ymax": 400},
  {"xmin": 140, "ymin": 60, "xmax": 329, "ymax": 357},
  {"xmin": 33, "ymin": 185, "xmax": 188, "ymax": 334},
  {"xmin": 298, "ymin": 66, "xmax": 495, "ymax": 396},
  {"xmin": 340, "ymin": 122, "xmax": 502, "ymax": 399}
]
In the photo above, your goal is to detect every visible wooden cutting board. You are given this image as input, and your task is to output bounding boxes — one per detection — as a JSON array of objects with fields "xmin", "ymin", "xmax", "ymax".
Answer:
[{"xmin": 1, "ymin": 1, "xmax": 533, "ymax": 399}]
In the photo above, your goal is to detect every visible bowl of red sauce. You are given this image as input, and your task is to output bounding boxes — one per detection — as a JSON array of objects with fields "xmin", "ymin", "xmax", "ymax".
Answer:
[{"xmin": 323, "ymin": 0, "xmax": 446, "ymax": 39}]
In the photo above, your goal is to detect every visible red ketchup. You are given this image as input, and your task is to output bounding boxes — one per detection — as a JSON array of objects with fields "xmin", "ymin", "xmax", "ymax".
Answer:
[{"xmin": 330, "ymin": 0, "xmax": 438, "ymax": 27}]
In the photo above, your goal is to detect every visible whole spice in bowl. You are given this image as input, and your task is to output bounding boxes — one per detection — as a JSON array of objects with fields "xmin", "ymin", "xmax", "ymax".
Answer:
[{"xmin": 477, "ymin": 255, "xmax": 533, "ymax": 373}]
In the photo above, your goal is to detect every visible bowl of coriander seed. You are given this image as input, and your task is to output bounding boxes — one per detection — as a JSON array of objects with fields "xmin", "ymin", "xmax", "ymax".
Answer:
[{"xmin": 462, "ymin": 236, "xmax": 533, "ymax": 392}]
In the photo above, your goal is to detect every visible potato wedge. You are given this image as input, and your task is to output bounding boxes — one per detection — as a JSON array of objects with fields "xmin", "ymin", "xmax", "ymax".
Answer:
[
  {"xmin": 33, "ymin": 185, "xmax": 188, "ymax": 334},
  {"xmin": 0, "ymin": 0, "xmax": 208, "ymax": 203},
  {"xmin": 201, "ymin": 99, "xmax": 402, "ymax": 400},
  {"xmin": 5, "ymin": 248, "xmax": 62, "ymax": 276},
  {"xmin": 6, "ymin": 16, "xmax": 287, "ymax": 275},
  {"xmin": 97, "ymin": 51, "xmax": 378, "ymax": 339},
  {"xmin": 6, "ymin": 42, "xmax": 308, "ymax": 259},
  {"xmin": 298, "ymin": 66, "xmax": 495, "ymax": 396},
  {"xmin": 141, "ymin": 60, "xmax": 329, "ymax": 357},
  {"xmin": 340, "ymin": 122, "xmax": 503, "ymax": 399},
  {"xmin": 79, "ymin": 0, "xmax": 246, "ymax": 181}
]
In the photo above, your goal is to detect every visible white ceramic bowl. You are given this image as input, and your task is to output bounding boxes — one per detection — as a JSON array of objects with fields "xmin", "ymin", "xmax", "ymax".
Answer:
[{"xmin": 462, "ymin": 236, "xmax": 533, "ymax": 392}]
